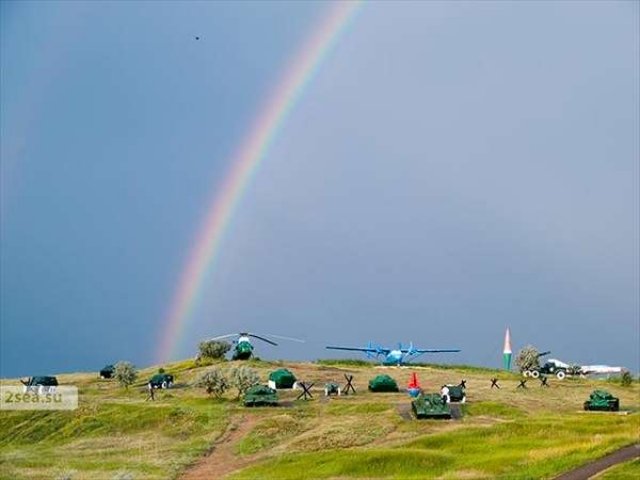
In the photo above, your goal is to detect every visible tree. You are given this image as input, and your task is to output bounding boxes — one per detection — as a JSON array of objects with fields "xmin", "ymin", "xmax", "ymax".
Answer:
[
  {"xmin": 621, "ymin": 371, "xmax": 633, "ymax": 387},
  {"xmin": 515, "ymin": 345, "xmax": 541, "ymax": 372},
  {"xmin": 229, "ymin": 366, "xmax": 260, "ymax": 398},
  {"xmin": 568, "ymin": 364, "xmax": 583, "ymax": 377},
  {"xmin": 114, "ymin": 361, "xmax": 138, "ymax": 389},
  {"xmin": 194, "ymin": 368, "xmax": 229, "ymax": 397},
  {"xmin": 197, "ymin": 340, "xmax": 231, "ymax": 363}
]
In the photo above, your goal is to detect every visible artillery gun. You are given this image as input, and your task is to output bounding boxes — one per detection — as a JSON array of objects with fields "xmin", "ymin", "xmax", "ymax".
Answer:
[
  {"xmin": 522, "ymin": 351, "xmax": 569, "ymax": 380},
  {"xmin": 411, "ymin": 393, "xmax": 452, "ymax": 419},
  {"xmin": 583, "ymin": 390, "xmax": 619, "ymax": 412}
]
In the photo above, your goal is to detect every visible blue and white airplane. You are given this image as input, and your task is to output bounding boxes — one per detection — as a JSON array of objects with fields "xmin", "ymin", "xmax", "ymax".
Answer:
[{"xmin": 326, "ymin": 342, "xmax": 460, "ymax": 366}]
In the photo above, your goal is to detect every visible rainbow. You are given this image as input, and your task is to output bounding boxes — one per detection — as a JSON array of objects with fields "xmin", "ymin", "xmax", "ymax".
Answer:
[{"xmin": 157, "ymin": 1, "xmax": 364, "ymax": 363}]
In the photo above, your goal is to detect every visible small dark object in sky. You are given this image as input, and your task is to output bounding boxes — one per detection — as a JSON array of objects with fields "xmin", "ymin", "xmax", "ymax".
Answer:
[{"xmin": 195, "ymin": 36, "xmax": 200, "ymax": 40}]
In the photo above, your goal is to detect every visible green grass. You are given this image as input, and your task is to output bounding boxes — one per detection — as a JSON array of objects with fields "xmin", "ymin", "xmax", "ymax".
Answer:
[
  {"xmin": 463, "ymin": 401, "xmax": 526, "ymax": 418},
  {"xmin": 595, "ymin": 458, "xmax": 640, "ymax": 479},
  {"xmin": 0, "ymin": 396, "xmax": 229, "ymax": 479},
  {"xmin": 1, "ymin": 361, "xmax": 638, "ymax": 479},
  {"xmin": 325, "ymin": 401, "xmax": 392, "ymax": 415},
  {"xmin": 315, "ymin": 359, "xmax": 373, "ymax": 367},
  {"xmin": 234, "ymin": 413, "xmax": 308, "ymax": 455},
  {"xmin": 230, "ymin": 414, "xmax": 638, "ymax": 480}
]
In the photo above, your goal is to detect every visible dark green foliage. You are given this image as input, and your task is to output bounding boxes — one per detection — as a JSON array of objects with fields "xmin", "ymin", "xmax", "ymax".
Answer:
[{"xmin": 621, "ymin": 371, "xmax": 633, "ymax": 387}]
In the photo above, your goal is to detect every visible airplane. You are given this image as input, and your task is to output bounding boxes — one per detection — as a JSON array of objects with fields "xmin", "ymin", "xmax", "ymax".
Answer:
[{"xmin": 325, "ymin": 342, "xmax": 461, "ymax": 366}]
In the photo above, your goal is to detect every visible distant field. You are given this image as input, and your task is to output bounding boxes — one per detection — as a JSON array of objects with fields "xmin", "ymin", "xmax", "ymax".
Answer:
[{"xmin": 1, "ymin": 359, "xmax": 638, "ymax": 479}]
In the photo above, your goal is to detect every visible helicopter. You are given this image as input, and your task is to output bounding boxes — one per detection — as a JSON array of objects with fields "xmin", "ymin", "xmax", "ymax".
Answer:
[
  {"xmin": 209, "ymin": 332, "xmax": 304, "ymax": 360},
  {"xmin": 326, "ymin": 341, "xmax": 460, "ymax": 366}
]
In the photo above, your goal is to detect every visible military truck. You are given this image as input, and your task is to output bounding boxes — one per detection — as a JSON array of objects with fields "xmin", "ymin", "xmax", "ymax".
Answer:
[
  {"xmin": 412, "ymin": 393, "xmax": 452, "ymax": 419},
  {"xmin": 99, "ymin": 365, "xmax": 115, "ymax": 379},
  {"xmin": 148, "ymin": 373, "xmax": 174, "ymax": 389},
  {"xmin": 244, "ymin": 385, "xmax": 278, "ymax": 407},
  {"xmin": 21, "ymin": 376, "xmax": 58, "ymax": 394},
  {"xmin": 523, "ymin": 357, "xmax": 569, "ymax": 380},
  {"xmin": 583, "ymin": 390, "xmax": 620, "ymax": 412}
]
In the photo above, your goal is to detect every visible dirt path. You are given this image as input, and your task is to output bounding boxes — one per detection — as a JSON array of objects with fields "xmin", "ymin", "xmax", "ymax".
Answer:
[
  {"xmin": 180, "ymin": 415, "xmax": 259, "ymax": 480},
  {"xmin": 553, "ymin": 444, "xmax": 639, "ymax": 480}
]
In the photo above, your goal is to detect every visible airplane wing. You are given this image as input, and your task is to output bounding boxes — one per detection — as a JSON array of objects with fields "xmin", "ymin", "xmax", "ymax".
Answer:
[
  {"xmin": 580, "ymin": 365, "xmax": 624, "ymax": 375},
  {"xmin": 326, "ymin": 346, "xmax": 391, "ymax": 354},
  {"xmin": 405, "ymin": 348, "xmax": 461, "ymax": 354}
]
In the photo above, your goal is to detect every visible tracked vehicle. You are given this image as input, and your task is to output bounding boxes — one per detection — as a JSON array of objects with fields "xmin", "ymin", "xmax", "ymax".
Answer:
[
  {"xmin": 583, "ymin": 390, "xmax": 619, "ymax": 412},
  {"xmin": 244, "ymin": 385, "xmax": 278, "ymax": 407},
  {"xmin": 411, "ymin": 393, "xmax": 452, "ymax": 419}
]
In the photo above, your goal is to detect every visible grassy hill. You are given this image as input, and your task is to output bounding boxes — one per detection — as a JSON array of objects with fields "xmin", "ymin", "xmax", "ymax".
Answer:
[{"xmin": 1, "ymin": 359, "xmax": 638, "ymax": 480}]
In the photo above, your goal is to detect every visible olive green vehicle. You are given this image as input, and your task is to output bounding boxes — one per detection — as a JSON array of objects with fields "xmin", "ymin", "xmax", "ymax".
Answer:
[
  {"xmin": 583, "ymin": 390, "xmax": 620, "ymax": 412},
  {"xmin": 244, "ymin": 385, "xmax": 278, "ymax": 407},
  {"xmin": 411, "ymin": 393, "xmax": 452, "ymax": 419}
]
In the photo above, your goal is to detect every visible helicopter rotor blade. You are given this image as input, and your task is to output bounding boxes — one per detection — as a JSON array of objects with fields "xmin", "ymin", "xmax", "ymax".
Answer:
[
  {"xmin": 207, "ymin": 334, "xmax": 237, "ymax": 341},
  {"xmin": 248, "ymin": 334, "xmax": 278, "ymax": 346},
  {"xmin": 263, "ymin": 334, "xmax": 305, "ymax": 343}
]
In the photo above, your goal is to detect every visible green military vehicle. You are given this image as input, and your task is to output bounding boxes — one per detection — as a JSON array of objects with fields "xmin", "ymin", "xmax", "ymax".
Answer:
[
  {"xmin": 21, "ymin": 376, "xmax": 58, "ymax": 394},
  {"xmin": 244, "ymin": 385, "xmax": 278, "ymax": 407},
  {"xmin": 148, "ymin": 373, "xmax": 174, "ymax": 389},
  {"xmin": 324, "ymin": 382, "xmax": 341, "ymax": 396},
  {"xmin": 583, "ymin": 390, "xmax": 620, "ymax": 412},
  {"xmin": 99, "ymin": 365, "xmax": 115, "ymax": 379},
  {"xmin": 368, "ymin": 374, "xmax": 399, "ymax": 392},
  {"xmin": 443, "ymin": 383, "xmax": 466, "ymax": 403},
  {"xmin": 412, "ymin": 393, "xmax": 452, "ymax": 419},
  {"xmin": 268, "ymin": 368, "xmax": 297, "ymax": 389}
]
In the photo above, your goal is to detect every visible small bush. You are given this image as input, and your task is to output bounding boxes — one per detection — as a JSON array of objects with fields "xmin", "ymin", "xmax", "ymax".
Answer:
[
  {"xmin": 114, "ymin": 361, "xmax": 138, "ymax": 389},
  {"xmin": 515, "ymin": 345, "xmax": 541, "ymax": 372},
  {"xmin": 194, "ymin": 368, "xmax": 229, "ymax": 397},
  {"xmin": 229, "ymin": 366, "xmax": 260, "ymax": 398},
  {"xmin": 621, "ymin": 371, "xmax": 633, "ymax": 387},
  {"xmin": 198, "ymin": 340, "xmax": 231, "ymax": 362}
]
